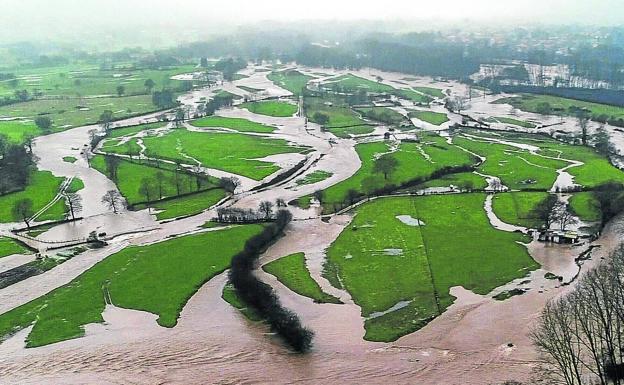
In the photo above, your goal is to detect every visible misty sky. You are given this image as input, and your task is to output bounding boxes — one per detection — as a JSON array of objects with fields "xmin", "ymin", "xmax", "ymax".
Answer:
[{"xmin": 1, "ymin": 0, "xmax": 623, "ymax": 45}]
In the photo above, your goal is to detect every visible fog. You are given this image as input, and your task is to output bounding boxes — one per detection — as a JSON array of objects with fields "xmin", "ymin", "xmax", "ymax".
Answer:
[{"xmin": 0, "ymin": 0, "xmax": 623, "ymax": 47}]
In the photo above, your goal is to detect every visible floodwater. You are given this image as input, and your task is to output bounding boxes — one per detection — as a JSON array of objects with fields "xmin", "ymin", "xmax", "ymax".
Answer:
[{"xmin": 1, "ymin": 65, "xmax": 624, "ymax": 384}]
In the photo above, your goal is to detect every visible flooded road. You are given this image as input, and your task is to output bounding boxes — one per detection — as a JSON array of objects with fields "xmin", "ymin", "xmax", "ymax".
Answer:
[{"xmin": 1, "ymin": 65, "xmax": 623, "ymax": 384}]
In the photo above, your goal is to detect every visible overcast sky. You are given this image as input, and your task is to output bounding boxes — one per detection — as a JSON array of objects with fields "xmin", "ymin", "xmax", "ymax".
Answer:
[{"xmin": 1, "ymin": 0, "xmax": 623, "ymax": 45}]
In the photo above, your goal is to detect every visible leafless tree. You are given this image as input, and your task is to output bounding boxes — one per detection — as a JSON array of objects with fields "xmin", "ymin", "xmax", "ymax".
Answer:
[
  {"xmin": 276, "ymin": 198, "xmax": 286, "ymax": 207},
  {"xmin": 549, "ymin": 202, "xmax": 578, "ymax": 231},
  {"xmin": 66, "ymin": 193, "xmax": 82, "ymax": 220},
  {"xmin": 259, "ymin": 200, "xmax": 274, "ymax": 220},
  {"xmin": 219, "ymin": 176, "xmax": 241, "ymax": 194},
  {"xmin": 532, "ymin": 245, "xmax": 624, "ymax": 385},
  {"xmin": 101, "ymin": 190, "xmax": 124, "ymax": 214}
]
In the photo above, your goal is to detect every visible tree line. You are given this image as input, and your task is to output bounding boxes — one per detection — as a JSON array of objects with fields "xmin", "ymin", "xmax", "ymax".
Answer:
[{"xmin": 228, "ymin": 209, "xmax": 314, "ymax": 352}]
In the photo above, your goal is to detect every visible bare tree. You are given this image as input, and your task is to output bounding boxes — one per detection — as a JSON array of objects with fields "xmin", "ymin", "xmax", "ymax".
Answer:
[
  {"xmin": 276, "ymin": 198, "xmax": 286, "ymax": 207},
  {"xmin": 259, "ymin": 201, "xmax": 274, "ymax": 220},
  {"xmin": 532, "ymin": 245, "xmax": 624, "ymax": 385},
  {"xmin": 101, "ymin": 190, "xmax": 124, "ymax": 214},
  {"xmin": 577, "ymin": 112, "xmax": 590, "ymax": 146},
  {"xmin": 549, "ymin": 202, "xmax": 578, "ymax": 231},
  {"xmin": 219, "ymin": 176, "xmax": 241, "ymax": 194},
  {"xmin": 66, "ymin": 193, "xmax": 82, "ymax": 220},
  {"xmin": 138, "ymin": 178, "xmax": 156, "ymax": 206},
  {"xmin": 104, "ymin": 155, "xmax": 121, "ymax": 182}
]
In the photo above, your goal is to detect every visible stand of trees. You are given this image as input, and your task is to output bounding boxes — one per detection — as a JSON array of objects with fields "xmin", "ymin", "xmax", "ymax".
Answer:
[
  {"xmin": 532, "ymin": 245, "xmax": 624, "ymax": 385},
  {"xmin": 0, "ymin": 135, "xmax": 36, "ymax": 195},
  {"xmin": 228, "ymin": 209, "xmax": 314, "ymax": 352}
]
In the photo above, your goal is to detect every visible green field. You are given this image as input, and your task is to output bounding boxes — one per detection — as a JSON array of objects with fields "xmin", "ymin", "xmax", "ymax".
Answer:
[
  {"xmin": 63, "ymin": 156, "xmax": 77, "ymax": 163},
  {"xmin": 91, "ymin": 155, "xmax": 224, "ymax": 214},
  {"xmin": 0, "ymin": 121, "xmax": 40, "ymax": 143},
  {"xmin": 0, "ymin": 64, "xmax": 197, "ymax": 99},
  {"xmin": 319, "ymin": 133, "xmax": 477, "ymax": 211},
  {"xmin": 492, "ymin": 192, "xmax": 549, "ymax": 228},
  {"xmin": 0, "ymin": 170, "xmax": 65, "ymax": 223},
  {"xmin": 395, "ymin": 89, "xmax": 433, "ymax": 105},
  {"xmin": 107, "ymin": 122, "xmax": 167, "ymax": 139},
  {"xmin": 0, "ymin": 225, "xmax": 264, "ymax": 347},
  {"xmin": 267, "ymin": 70, "xmax": 313, "ymax": 96},
  {"xmin": 325, "ymin": 194, "xmax": 536, "ymax": 342},
  {"xmin": 410, "ymin": 110, "xmax": 449, "ymax": 125},
  {"xmin": 0, "ymin": 237, "xmax": 31, "ymax": 258},
  {"xmin": 99, "ymin": 138, "xmax": 142, "ymax": 156},
  {"xmin": 295, "ymin": 170, "xmax": 333, "ymax": 186},
  {"xmin": 0, "ymin": 94, "xmax": 160, "ymax": 131},
  {"xmin": 305, "ymin": 96, "xmax": 373, "ymax": 138},
  {"xmin": 569, "ymin": 192, "xmax": 601, "ymax": 222},
  {"xmin": 190, "ymin": 116, "xmax": 275, "ymax": 133},
  {"xmin": 355, "ymin": 107, "xmax": 406, "ymax": 125},
  {"xmin": 141, "ymin": 129, "xmax": 308, "ymax": 180},
  {"xmin": 495, "ymin": 94, "xmax": 624, "ymax": 121},
  {"xmin": 463, "ymin": 130, "xmax": 624, "ymax": 188},
  {"xmin": 413, "ymin": 87, "xmax": 445, "ymax": 99},
  {"xmin": 263, "ymin": 253, "xmax": 341, "ymax": 304},
  {"xmin": 239, "ymin": 101, "xmax": 298, "ymax": 117},
  {"xmin": 454, "ymin": 135, "xmax": 567, "ymax": 190},
  {"xmin": 135, "ymin": 188, "xmax": 227, "ymax": 220},
  {"xmin": 326, "ymin": 74, "xmax": 395, "ymax": 93},
  {"xmin": 418, "ymin": 172, "xmax": 487, "ymax": 190},
  {"xmin": 485, "ymin": 116, "xmax": 536, "ymax": 129}
]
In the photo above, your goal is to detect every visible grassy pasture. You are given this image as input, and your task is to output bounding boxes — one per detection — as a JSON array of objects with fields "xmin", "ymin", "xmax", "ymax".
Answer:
[
  {"xmin": 190, "ymin": 116, "xmax": 275, "ymax": 133},
  {"xmin": 0, "ymin": 237, "xmax": 31, "ymax": 258},
  {"xmin": 325, "ymin": 194, "xmax": 536, "ymax": 341},
  {"xmin": 0, "ymin": 94, "xmax": 158, "ymax": 131},
  {"xmin": 492, "ymin": 192, "xmax": 549, "ymax": 228},
  {"xmin": 410, "ymin": 110, "xmax": 449, "ymax": 126},
  {"xmin": 239, "ymin": 101, "xmax": 298, "ymax": 117},
  {"xmin": 295, "ymin": 170, "xmax": 333, "ymax": 186},
  {"xmin": 0, "ymin": 121, "xmax": 40, "ymax": 143},
  {"xmin": 0, "ymin": 225, "xmax": 264, "ymax": 347},
  {"xmin": 326, "ymin": 74, "xmax": 395, "ymax": 93},
  {"xmin": 319, "ymin": 133, "xmax": 477, "ymax": 211},
  {"xmin": 495, "ymin": 94, "xmax": 624, "ymax": 121},
  {"xmin": 141, "ymin": 129, "xmax": 308, "ymax": 180},
  {"xmin": 267, "ymin": 70, "xmax": 313, "ymax": 96},
  {"xmin": 304, "ymin": 96, "xmax": 373, "ymax": 138},
  {"xmin": 263, "ymin": 253, "xmax": 341, "ymax": 304},
  {"xmin": 0, "ymin": 170, "xmax": 65, "ymax": 223}
]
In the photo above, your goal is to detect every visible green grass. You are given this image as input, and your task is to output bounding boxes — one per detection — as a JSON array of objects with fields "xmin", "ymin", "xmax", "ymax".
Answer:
[
  {"xmin": 395, "ymin": 89, "xmax": 433, "ymax": 105},
  {"xmin": 454, "ymin": 135, "xmax": 567, "ymax": 190},
  {"xmin": 413, "ymin": 87, "xmax": 445, "ymax": 98},
  {"xmin": 99, "ymin": 138, "xmax": 142, "ymax": 156},
  {"xmin": 136, "ymin": 188, "xmax": 227, "ymax": 220},
  {"xmin": 107, "ymin": 122, "xmax": 167, "ymax": 139},
  {"xmin": 141, "ymin": 129, "xmax": 308, "ymax": 180},
  {"xmin": 267, "ymin": 70, "xmax": 313, "ymax": 96},
  {"xmin": 463, "ymin": 129, "xmax": 624, "ymax": 188},
  {"xmin": 0, "ymin": 170, "xmax": 65, "ymax": 223},
  {"xmin": 238, "ymin": 86, "xmax": 263, "ymax": 93},
  {"xmin": 239, "ymin": 101, "xmax": 298, "ymax": 117},
  {"xmin": 0, "ymin": 94, "xmax": 160, "ymax": 131},
  {"xmin": 0, "ymin": 64, "xmax": 198, "ymax": 99},
  {"xmin": 91, "ymin": 155, "xmax": 219, "ymax": 205},
  {"xmin": 486, "ymin": 116, "xmax": 536, "ymax": 129},
  {"xmin": 319, "ymin": 133, "xmax": 477, "ymax": 211},
  {"xmin": 569, "ymin": 192, "xmax": 601, "ymax": 222},
  {"xmin": 418, "ymin": 172, "xmax": 487, "ymax": 190},
  {"xmin": 495, "ymin": 94, "xmax": 624, "ymax": 121},
  {"xmin": 326, "ymin": 74, "xmax": 395, "ymax": 93},
  {"xmin": 0, "ymin": 121, "xmax": 40, "ymax": 143},
  {"xmin": 66, "ymin": 178, "xmax": 84, "ymax": 193},
  {"xmin": 409, "ymin": 110, "xmax": 449, "ymax": 126},
  {"xmin": 355, "ymin": 107, "xmax": 405, "ymax": 125},
  {"xmin": 215, "ymin": 90, "xmax": 242, "ymax": 100},
  {"xmin": 295, "ymin": 170, "xmax": 333, "ymax": 186},
  {"xmin": 324, "ymin": 194, "xmax": 537, "ymax": 342},
  {"xmin": 305, "ymin": 96, "xmax": 373, "ymax": 138},
  {"xmin": 0, "ymin": 225, "xmax": 264, "ymax": 347},
  {"xmin": 492, "ymin": 192, "xmax": 549, "ymax": 228},
  {"xmin": 0, "ymin": 237, "xmax": 31, "ymax": 258},
  {"xmin": 222, "ymin": 283, "xmax": 262, "ymax": 321},
  {"xmin": 62, "ymin": 156, "xmax": 77, "ymax": 163},
  {"xmin": 263, "ymin": 253, "xmax": 341, "ymax": 304},
  {"xmin": 190, "ymin": 116, "xmax": 275, "ymax": 133}
]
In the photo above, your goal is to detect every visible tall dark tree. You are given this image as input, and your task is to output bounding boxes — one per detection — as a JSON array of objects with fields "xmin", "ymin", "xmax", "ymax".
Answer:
[
  {"xmin": 373, "ymin": 156, "xmax": 399, "ymax": 180},
  {"xmin": 12, "ymin": 198, "xmax": 34, "ymax": 228}
]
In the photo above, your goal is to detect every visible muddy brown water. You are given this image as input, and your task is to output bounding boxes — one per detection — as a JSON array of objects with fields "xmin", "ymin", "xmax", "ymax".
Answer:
[{"xmin": 1, "ymin": 67, "xmax": 623, "ymax": 384}]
